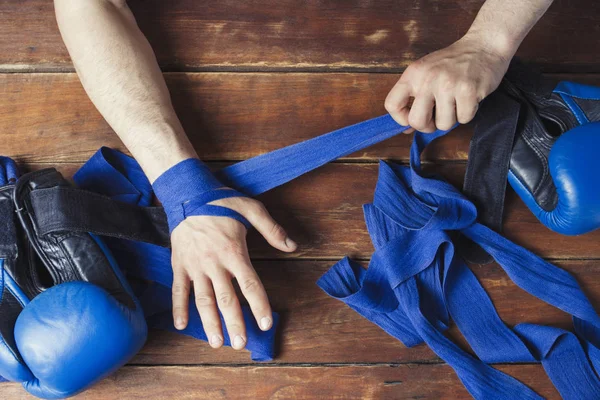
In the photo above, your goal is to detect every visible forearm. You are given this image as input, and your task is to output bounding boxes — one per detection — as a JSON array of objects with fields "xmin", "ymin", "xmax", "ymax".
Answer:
[
  {"xmin": 54, "ymin": 0, "xmax": 195, "ymax": 181},
  {"xmin": 464, "ymin": 0, "xmax": 554, "ymax": 59}
]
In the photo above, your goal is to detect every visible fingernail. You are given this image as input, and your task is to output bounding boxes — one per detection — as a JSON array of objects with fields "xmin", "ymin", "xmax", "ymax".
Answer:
[
  {"xmin": 175, "ymin": 317, "xmax": 185, "ymax": 330},
  {"xmin": 233, "ymin": 335, "xmax": 246, "ymax": 350},
  {"xmin": 285, "ymin": 237, "xmax": 297, "ymax": 249},
  {"xmin": 210, "ymin": 334, "xmax": 223, "ymax": 347},
  {"xmin": 260, "ymin": 317, "xmax": 272, "ymax": 331}
]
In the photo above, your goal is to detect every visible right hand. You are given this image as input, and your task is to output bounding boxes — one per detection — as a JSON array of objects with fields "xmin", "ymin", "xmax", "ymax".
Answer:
[{"xmin": 170, "ymin": 196, "xmax": 297, "ymax": 350}]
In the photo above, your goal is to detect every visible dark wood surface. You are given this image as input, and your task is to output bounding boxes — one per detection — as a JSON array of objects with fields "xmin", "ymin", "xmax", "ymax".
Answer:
[
  {"xmin": 1, "ymin": 0, "xmax": 598, "ymax": 399},
  {"xmin": 2, "ymin": 0, "xmax": 600, "ymax": 72}
]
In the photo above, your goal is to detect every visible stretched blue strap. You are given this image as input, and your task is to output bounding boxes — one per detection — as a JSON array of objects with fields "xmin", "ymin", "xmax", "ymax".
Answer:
[
  {"xmin": 73, "ymin": 115, "xmax": 411, "ymax": 361},
  {"xmin": 318, "ymin": 129, "xmax": 600, "ymax": 399},
  {"xmin": 151, "ymin": 114, "xmax": 407, "ymax": 234}
]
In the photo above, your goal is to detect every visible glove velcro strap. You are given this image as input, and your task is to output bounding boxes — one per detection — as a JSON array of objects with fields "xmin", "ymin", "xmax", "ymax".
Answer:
[{"xmin": 28, "ymin": 185, "xmax": 171, "ymax": 248}]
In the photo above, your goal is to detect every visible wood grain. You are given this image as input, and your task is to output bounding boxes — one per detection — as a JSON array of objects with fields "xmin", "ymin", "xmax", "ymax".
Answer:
[
  {"xmin": 0, "ymin": 364, "xmax": 560, "ymax": 399},
  {"xmin": 3, "ymin": 73, "xmax": 600, "ymax": 164},
  {"xmin": 0, "ymin": 72, "xmax": 460, "ymax": 163},
  {"xmin": 2, "ymin": 0, "xmax": 599, "ymax": 72}
]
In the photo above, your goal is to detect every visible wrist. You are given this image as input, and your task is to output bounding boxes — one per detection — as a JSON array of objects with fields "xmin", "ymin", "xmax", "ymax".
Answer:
[
  {"xmin": 125, "ymin": 121, "xmax": 198, "ymax": 182},
  {"xmin": 152, "ymin": 158, "xmax": 225, "ymax": 232},
  {"xmin": 462, "ymin": 25, "xmax": 519, "ymax": 62},
  {"xmin": 152, "ymin": 158, "xmax": 251, "ymax": 234}
]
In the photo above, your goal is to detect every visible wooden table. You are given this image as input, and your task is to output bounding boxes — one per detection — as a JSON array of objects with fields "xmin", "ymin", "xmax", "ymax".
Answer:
[{"xmin": 1, "ymin": 1, "xmax": 599, "ymax": 398}]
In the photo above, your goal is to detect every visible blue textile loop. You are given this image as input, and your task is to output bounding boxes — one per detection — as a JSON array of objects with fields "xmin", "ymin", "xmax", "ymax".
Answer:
[
  {"xmin": 71, "ymin": 115, "xmax": 411, "ymax": 361},
  {"xmin": 0, "ymin": 157, "xmax": 18, "ymax": 186},
  {"xmin": 152, "ymin": 158, "xmax": 251, "ymax": 233},
  {"xmin": 317, "ymin": 129, "xmax": 600, "ymax": 399}
]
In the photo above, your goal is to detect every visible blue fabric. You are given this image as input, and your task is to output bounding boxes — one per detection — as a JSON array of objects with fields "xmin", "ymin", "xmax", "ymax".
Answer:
[
  {"xmin": 72, "ymin": 116, "xmax": 411, "ymax": 361},
  {"xmin": 318, "ymin": 128, "xmax": 600, "ymax": 399},
  {"xmin": 151, "ymin": 158, "xmax": 251, "ymax": 233},
  {"xmin": 148, "ymin": 110, "xmax": 396, "ymax": 236},
  {"xmin": 0, "ymin": 157, "xmax": 18, "ymax": 186},
  {"xmin": 509, "ymin": 122, "xmax": 600, "ymax": 236}
]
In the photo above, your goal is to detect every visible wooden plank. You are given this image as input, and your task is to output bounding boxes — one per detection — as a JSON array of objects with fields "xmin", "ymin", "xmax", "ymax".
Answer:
[
  {"xmin": 3, "ymin": 73, "xmax": 600, "ymax": 164},
  {"xmin": 2, "ymin": 0, "xmax": 600, "ymax": 72},
  {"xmin": 0, "ymin": 364, "xmax": 560, "ymax": 399},
  {"xmin": 19, "ymin": 162, "xmax": 600, "ymax": 260}
]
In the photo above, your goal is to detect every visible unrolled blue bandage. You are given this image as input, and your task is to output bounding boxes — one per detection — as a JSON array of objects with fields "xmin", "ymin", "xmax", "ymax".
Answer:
[{"xmin": 318, "ymin": 129, "xmax": 600, "ymax": 399}]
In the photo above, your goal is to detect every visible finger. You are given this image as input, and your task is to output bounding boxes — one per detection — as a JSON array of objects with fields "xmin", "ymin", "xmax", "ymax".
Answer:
[
  {"xmin": 384, "ymin": 81, "xmax": 412, "ymax": 127},
  {"xmin": 408, "ymin": 93, "xmax": 436, "ymax": 133},
  {"xmin": 456, "ymin": 97, "xmax": 479, "ymax": 124},
  {"xmin": 231, "ymin": 260, "xmax": 272, "ymax": 331},
  {"xmin": 172, "ymin": 268, "xmax": 191, "ymax": 330},
  {"xmin": 243, "ymin": 201, "xmax": 297, "ymax": 253},
  {"xmin": 434, "ymin": 94, "xmax": 457, "ymax": 131},
  {"xmin": 192, "ymin": 274, "xmax": 224, "ymax": 348},
  {"xmin": 213, "ymin": 272, "xmax": 246, "ymax": 350}
]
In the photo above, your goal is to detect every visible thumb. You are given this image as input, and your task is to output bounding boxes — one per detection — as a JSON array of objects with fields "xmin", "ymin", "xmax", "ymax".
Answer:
[
  {"xmin": 214, "ymin": 197, "xmax": 297, "ymax": 253},
  {"xmin": 243, "ymin": 201, "xmax": 297, "ymax": 253}
]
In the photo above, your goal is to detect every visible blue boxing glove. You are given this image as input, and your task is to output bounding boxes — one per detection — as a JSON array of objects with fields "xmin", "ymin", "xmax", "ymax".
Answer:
[
  {"xmin": 152, "ymin": 158, "xmax": 251, "ymax": 233},
  {"xmin": 508, "ymin": 80, "xmax": 600, "ymax": 235},
  {"xmin": 510, "ymin": 121, "xmax": 600, "ymax": 235},
  {"xmin": 0, "ymin": 167, "xmax": 147, "ymax": 399}
]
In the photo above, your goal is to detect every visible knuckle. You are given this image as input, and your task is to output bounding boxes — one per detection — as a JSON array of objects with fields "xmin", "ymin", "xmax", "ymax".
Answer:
[
  {"xmin": 439, "ymin": 77, "xmax": 455, "ymax": 93},
  {"xmin": 408, "ymin": 113, "xmax": 426, "ymax": 130},
  {"xmin": 457, "ymin": 81, "xmax": 477, "ymax": 97},
  {"xmin": 457, "ymin": 106, "xmax": 477, "ymax": 124},
  {"xmin": 409, "ymin": 59, "xmax": 425, "ymax": 73},
  {"xmin": 384, "ymin": 96, "xmax": 395, "ymax": 113},
  {"xmin": 222, "ymin": 238, "xmax": 246, "ymax": 257},
  {"xmin": 218, "ymin": 292, "xmax": 235, "ymax": 307},
  {"xmin": 172, "ymin": 283, "xmax": 188, "ymax": 296},
  {"xmin": 247, "ymin": 199, "xmax": 267, "ymax": 219},
  {"xmin": 268, "ymin": 222, "xmax": 286, "ymax": 241},
  {"xmin": 241, "ymin": 277, "xmax": 261, "ymax": 293},
  {"xmin": 194, "ymin": 293, "xmax": 216, "ymax": 307}
]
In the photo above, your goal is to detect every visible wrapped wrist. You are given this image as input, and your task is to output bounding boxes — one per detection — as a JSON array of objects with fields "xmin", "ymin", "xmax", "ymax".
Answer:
[{"xmin": 152, "ymin": 158, "xmax": 250, "ymax": 233}]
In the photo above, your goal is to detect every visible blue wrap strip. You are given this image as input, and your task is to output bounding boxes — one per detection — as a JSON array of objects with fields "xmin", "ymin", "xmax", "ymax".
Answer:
[
  {"xmin": 150, "ymin": 114, "xmax": 406, "ymax": 234},
  {"xmin": 318, "ymin": 129, "xmax": 600, "ymax": 399},
  {"xmin": 151, "ymin": 158, "xmax": 251, "ymax": 233},
  {"xmin": 71, "ymin": 115, "xmax": 411, "ymax": 361}
]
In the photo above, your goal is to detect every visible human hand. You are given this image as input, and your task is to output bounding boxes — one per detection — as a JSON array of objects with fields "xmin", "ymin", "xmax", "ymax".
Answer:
[
  {"xmin": 170, "ymin": 196, "xmax": 297, "ymax": 350},
  {"xmin": 385, "ymin": 32, "xmax": 513, "ymax": 133}
]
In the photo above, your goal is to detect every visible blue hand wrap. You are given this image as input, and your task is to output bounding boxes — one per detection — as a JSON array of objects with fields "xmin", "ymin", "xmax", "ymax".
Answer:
[
  {"xmin": 318, "ymin": 129, "xmax": 600, "ymax": 399},
  {"xmin": 151, "ymin": 158, "xmax": 251, "ymax": 233}
]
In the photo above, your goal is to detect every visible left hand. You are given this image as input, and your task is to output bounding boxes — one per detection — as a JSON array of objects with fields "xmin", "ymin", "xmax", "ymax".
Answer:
[{"xmin": 385, "ymin": 33, "xmax": 512, "ymax": 133}]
